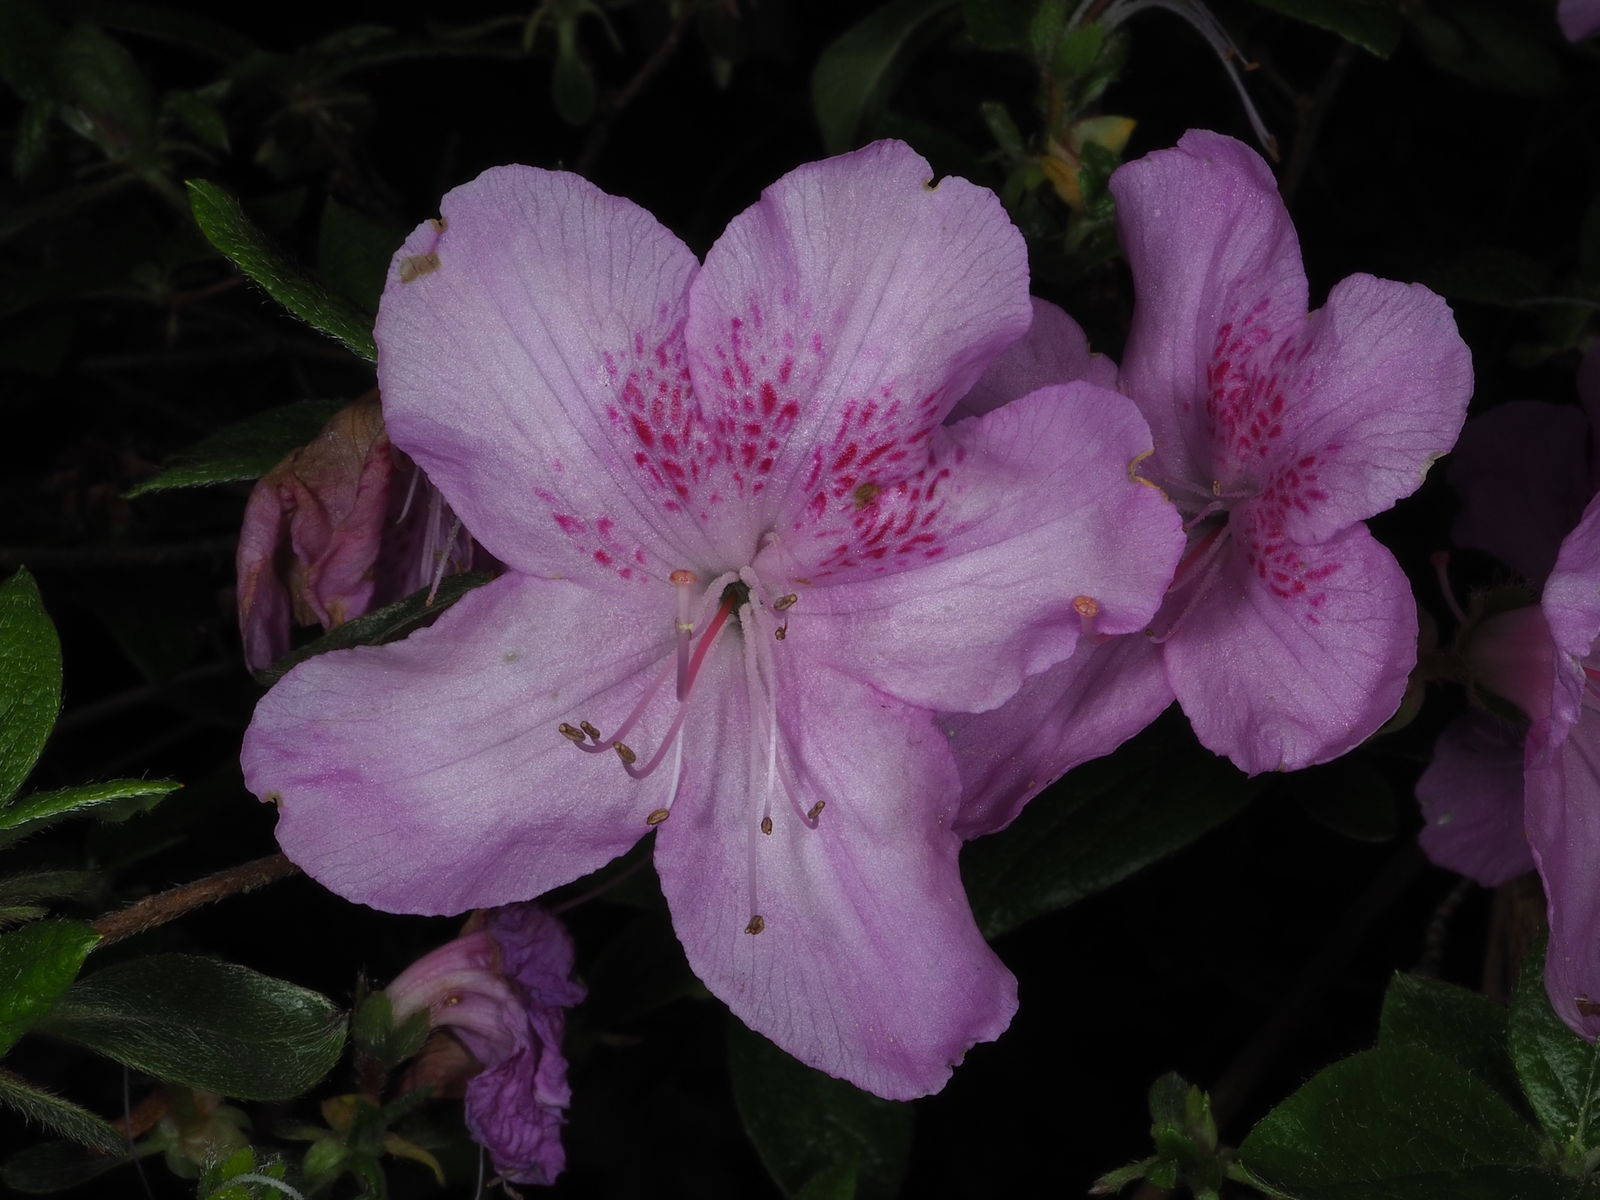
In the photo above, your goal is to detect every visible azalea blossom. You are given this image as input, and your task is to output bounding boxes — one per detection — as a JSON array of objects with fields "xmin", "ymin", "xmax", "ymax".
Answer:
[
  {"xmin": 235, "ymin": 391, "xmax": 480, "ymax": 671},
  {"xmin": 1560, "ymin": 0, "xmax": 1600, "ymax": 41},
  {"xmin": 1104, "ymin": 129, "xmax": 1471, "ymax": 774},
  {"xmin": 241, "ymin": 141, "xmax": 1185, "ymax": 1097},
  {"xmin": 387, "ymin": 903, "xmax": 584, "ymax": 1184}
]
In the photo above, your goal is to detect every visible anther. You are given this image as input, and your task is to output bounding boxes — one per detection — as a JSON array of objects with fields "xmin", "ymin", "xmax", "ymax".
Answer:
[
  {"xmin": 1578, "ymin": 995, "xmax": 1600, "ymax": 1017},
  {"xmin": 646, "ymin": 808, "xmax": 671, "ymax": 827},
  {"xmin": 760, "ymin": 816, "xmax": 773, "ymax": 835},
  {"xmin": 580, "ymin": 721, "xmax": 602, "ymax": 742},
  {"xmin": 774, "ymin": 626, "xmax": 787, "ymax": 641},
  {"xmin": 398, "ymin": 252, "xmax": 440, "ymax": 282},
  {"xmin": 427, "ymin": 216, "xmax": 448, "ymax": 233},
  {"xmin": 559, "ymin": 723, "xmax": 587, "ymax": 743},
  {"xmin": 806, "ymin": 800, "xmax": 826, "ymax": 822},
  {"xmin": 774, "ymin": 593, "xmax": 798, "ymax": 611},
  {"xmin": 1073, "ymin": 596, "xmax": 1100, "ymax": 618},
  {"xmin": 614, "ymin": 742, "xmax": 637, "ymax": 765},
  {"xmin": 745, "ymin": 915, "xmax": 766, "ymax": 935}
]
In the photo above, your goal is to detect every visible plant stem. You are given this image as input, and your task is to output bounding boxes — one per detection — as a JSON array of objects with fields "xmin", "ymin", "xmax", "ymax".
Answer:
[{"xmin": 92, "ymin": 854, "xmax": 298, "ymax": 947}]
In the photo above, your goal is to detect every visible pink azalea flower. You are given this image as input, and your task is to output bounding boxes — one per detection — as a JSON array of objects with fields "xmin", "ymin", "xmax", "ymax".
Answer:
[
  {"xmin": 241, "ymin": 141, "xmax": 1185, "ymax": 1097},
  {"xmin": 1560, "ymin": 0, "xmax": 1600, "ymax": 41},
  {"xmin": 1104, "ymin": 130, "xmax": 1472, "ymax": 774},
  {"xmin": 235, "ymin": 392, "xmax": 480, "ymax": 671},
  {"xmin": 387, "ymin": 904, "xmax": 584, "ymax": 1184}
]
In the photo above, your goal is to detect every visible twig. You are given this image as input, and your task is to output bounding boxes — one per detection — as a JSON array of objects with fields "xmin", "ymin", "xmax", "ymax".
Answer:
[
  {"xmin": 1281, "ymin": 41, "xmax": 1353, "ymax": 204},
  {"xmin": 575, "ymin": 8, "xmax": 695, "ymax": 177},
  {"xmin": 91, "ymin": 854, "xmax": 298, "ymax": 947}
]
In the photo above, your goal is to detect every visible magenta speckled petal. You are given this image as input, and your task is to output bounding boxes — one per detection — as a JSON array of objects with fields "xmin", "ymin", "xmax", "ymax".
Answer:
[
  {"xmin": 942, "ymin": 635, "xmax": 1173, "ymax": 839},
  {"xmin": 1111, "ymin": 130, "xmax": 1308, "ymax": 492},
  {"xmin": 1247, "ymin": 275, "xmax": 1470, "ymax": 546},
  {"xmin": 953, "ymin": 298, "xmax": 1115, "ymax": 419},
  {"xmin": 1416, "ymin": 713, "xmax": 1533, "ymax": 886},
  {"xmin": 653, "ymin": 649, "xmax": 1014, "ymax": 1099},
  {"xmin": 685, "ymin": 140, "xmax": 1030, "ymax": 540},
  {"xmin": 786, "ymin": 384, "xmax": 1183, "ymax": 713},
  {"xmin": 244, "ymin": 574, "xmax": 677, "ymax": 914},
  {"xmin": 376, "ymin": 165, "xmax": 712, "ymax": 584},
  {"xmin": 1164, "ymin": 519, "xmax": 1417, "ymax": 774}
]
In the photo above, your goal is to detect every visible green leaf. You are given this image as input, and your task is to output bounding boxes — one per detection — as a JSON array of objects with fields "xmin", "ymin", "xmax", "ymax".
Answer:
[
  {"xmin": 1239, "ymin": 1044, "xmax": 1563, "ymax": 1200},
  {"xmin": 794, "ymin": 1159, "xmax": 860, "ymax": 1200},
  {"xmin": 0, "ymin": 870, "xmax": 103, "ymax": 908},
  {"xmin": 56, "ymin": 23, "xmax": 155, "ymax": 158},
  {"xmin": 1, "ymin": 1139, "xmax": 138, "ymax": 1194},
  {"xmin": 199, "ymin": 1146, "xmax": 289, "ymax": 1200},
  {"xmin": 0, "ymin": 920, "xmax": 100, "ymax": 1056},
  {"xmin": 0, "ymin": 570, "xmax": 61, "ymax": 806},
  {"xmin": 255, "ymin": 571, "xmax": 493, "ymax": 685},
  {"xmin": 1245, "ymin": 0, "xmax": 1401, "ymax": 58},
  {"xmin": 1405, "ymin": 2, "xmax": 1561, "ymax": 96},
  {"xmin": 961, "ymin": 718, "xmax": 1260, "ymax": 938},
  {"xmin": 317, "ymin": 200, "xmax": 401, "ymax": 313},
  {"xmin": 186, "ymin": 180, "xmax": 378, "ymax": 362},
  {"xmin": 728, "ymin": 1022, "xmax": 912, "ymax": 1200},
  {"xmin": 811, "ymin": 0, "xmax": 957, "ymax": 154},
  {"xmin": 0, "ymin": 779, "xmax": 180, "ymax": 845},
  {"xmin": 164, "ymin": 89, "xmax": 230, "ymax": 153},
  {"xmin": 0, "ymin": 0, "xmax": 63, "ymax": 104},
  {"xmin": 0, "ymin": 1068, "xmax": 124, "ymax": 1156},
  {"xmin": 126, "ymin": 398, "xmax": 345, "ymax": 496},
  {"xmin": 551, "ymin": 21, "xmax": 596, "ymax": 125},
  {"xmin": 1379, "ymin": 972, "xmax": 1520, "ymax": 1103},
  {"xmin": 1511, "ymin": 937, "xmax": 1600, "ymax": 1166},
  {"xmin": 40, "ymin": 955, "xmax": 346, "ymax": 1101},
  {"xmin": 960, "ymin": 0, "xmax": 1032, "ymax": 50}
]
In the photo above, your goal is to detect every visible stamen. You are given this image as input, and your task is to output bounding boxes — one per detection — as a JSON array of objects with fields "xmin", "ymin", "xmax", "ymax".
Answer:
[
  {"xmin": 645, "ymin": 808, "xmax": 671, "ymax": 826},
  {"xmin": 774, "ymin": 593, "xmax": 798, "ymax": 611},
  {"xmin": 580, "ymin": 721, "xmax": 602, "ymax": 742},
  {"xmin": 774, "ymin": 626, "xmax": 787, "ymax": 641},
  {"xmin": 806, "ymin": 800, "xmax": 826, "ymax": 822},
  {"xmin": 1430, "ymin": 551, "xmax": 1468, "ymax": 626},
  {"xmin": 614, "ymin": 742, "xmax": 637, "ymax": 765},
  {"xmin": 1072, "ymin": 595, "xmax": 1100, "ymax": 638},
  {"xmin": 558, "ymin": 723, "xmax": 587, "ymax": 743},
  {"xmin": 745, "ymin": 915, "xmax": 766, "ymax": 935},
  {"xmin": 672, "ymin": 569, "xmax": 698, "ymax": 701},
  {"xmin": 760, "ymin": 816, "xmax": 773, "ymax": 835}
]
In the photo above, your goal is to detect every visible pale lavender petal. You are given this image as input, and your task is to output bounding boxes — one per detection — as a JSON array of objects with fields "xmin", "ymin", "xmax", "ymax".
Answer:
[
  {"xmin": 953, "ymin": 298, "xmax": 1115, "ymax": 419},
  {"xmin": 780, "ymin": 384, "xmax": 1183, "ymax": 714},
  {"xmin": 1450, "ymin": 401, "xmax": 1591, "ymax": 583},
  {"xmin": 1164, "ymin": 519, "xmax": 1417, "ymax": 774},
  {"xmin": 236, "ymin": 479, "xmax": 294, "ymax": 672},
  {"xmin": 943, "ymin": 635, "xmax": 1173, "ymax": 839},
  {"xmin": 1538, "ymin": 493, "xmax": 1600, "ymax": 757},
  {"xmin": 1560, "ymin": 0, "xmax": 1600, "ymax": 40},
  {"xmin": 243, "ymin": 573, "xmax": 681, "ymax": 914},
  {"xmin": 685, "ymin": 139, "xmax": 1031, "ymax": 537},
  {"xmin": 376, "ymin": 165, "xmax": 717, "ymax": 587},
  {"xmin": 1229, "ymin": 275, "xmax": 1470, "ymax": 545},
  {"xmin": 1416, "ymin": 713, "xmax": 1533, "ymax": 886},
  {"xmin": 1526, "ymin": 714, "xmax": 1600, "ymax": 1039},
  {"xmin": 653, "ymin": 647, "xmax": 1015, "ymax": 1100},
  {"xmin": 1111, "ymin": 130, "xmax": 1308, "ymax": 492}
]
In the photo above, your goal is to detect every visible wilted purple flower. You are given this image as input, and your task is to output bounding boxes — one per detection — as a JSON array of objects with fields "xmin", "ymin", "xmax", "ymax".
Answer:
[
  {"xmin": 1560, "ymin": 0, "xmax": 1600, "ymax": 41},
  {"xmin": 236, "ymin": 392, "xmax": 480, "ymax": 671},
  {"xmin": 387, "ymin": 904, "xmax": 584, "ymax": 1185},
  {"xmin": 243, "ymin": 140, "xmax": 1184, "ymax": 1097},
  {"xmin": 1102, "ymin": 130, "xmax": 1471, "ymax": 774}
]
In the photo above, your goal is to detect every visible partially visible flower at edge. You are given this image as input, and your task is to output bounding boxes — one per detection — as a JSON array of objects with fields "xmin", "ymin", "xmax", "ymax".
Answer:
[
  {"xmin": 1560, "ymin": 0, "xmax": 1600, "ymax": 42},
  {"xmin": 386, "ymin": 903, "xmax": 585, "ymax": 1186},
  {"xmin": 235, "ymin": 390, "xmax": 484, "ymax": 672}
]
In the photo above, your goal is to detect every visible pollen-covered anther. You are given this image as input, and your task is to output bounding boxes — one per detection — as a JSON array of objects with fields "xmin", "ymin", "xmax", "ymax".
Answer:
[
  {"xmin": 806, "ymin": 800, "xmax": 826, "ymax": 822},
  {"xmin": 774, "ymin": 593, "xmax": 798, "ymax": 611},
  {"xmin": 645, "ymin": 808, "xmax": 671, "ymax": 827},
  {"xmin": 745, "ymin": 915, "xmax": 766, "ymax": 935},
  {"xmin": 614, "ymin": 742, "xmax": 638, "ymax": 765},
  {"xmin": 427, "ymin": 216, "xmax": 447, "ymax": 233},
  {"xmin": 1072, "ymin": 594, "xmax": 1101, "ymax": 637},
  {"xmin": 558, "ymin": 723, "xmax": 587, "ymax": 743},
  {"xmin": 760, "ymin": 816, "xmax": 773, "ymax": 835},
  {"xmin": 579, "ymin": 721, "xmax": 602, "ymax": 742},
  {"xmin": 774, "ymin": 625, "xmax": 787, "ymax": 641}
]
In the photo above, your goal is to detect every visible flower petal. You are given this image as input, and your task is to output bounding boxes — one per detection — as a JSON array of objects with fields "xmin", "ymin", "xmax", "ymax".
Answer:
[
  {"xmin": 1415, "ymin": 713, "xmax": 1533, "ymax": 886},
  {"xmin": 1111, "ymin": 130, "xmax": 1309, "ymax": 492},
  {"xmin": 1539, "ymin": 493, "xmax": 1600, "ymax": 756},
  {"xmin": 782, "ymin": 383, "xmax": 1183, "ymax": 713},
  {"xmin": 243, "ymin": 573, "xmax": 683, "ymax": 914},
  {"xmin": 942, "ymin": 634, "xmax": 1174, "ymax": 839},
  {"xmin": 1450, "ymin": 401, "xmax": 1592, "ymax": 584},
  {"xmin": 685, "ymin": 139, "xmax": 1031, "ymax": 536},
  {"xmin": 1526, "ymin": 713, "xmax": 1600, "ymax": 1040},
  {"xmin": 952, "ymin": 298, "xmax": 1116, "ymax": 420},
  {"xmin": 376, "ymin": 165, "xmax": 715, "ymax": 586},
  {"xmin": 653, "ymin": 643, "xmax": 1015, "ymax": 1099},
  {"xmin": 1559, "ymin": 0, "xmax": 1600, "ymax": 41},
  {"xmin": 1164, "ymin": 520, "xmax": 1416, "ymax": 774},
  {"xmin": 1247, "ymin": 275, "xmax": 1470, "ymax": 545}
]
